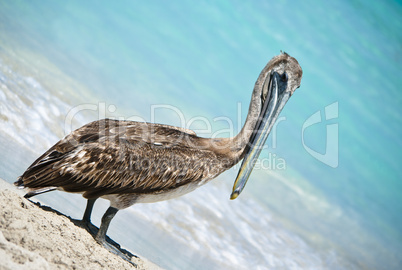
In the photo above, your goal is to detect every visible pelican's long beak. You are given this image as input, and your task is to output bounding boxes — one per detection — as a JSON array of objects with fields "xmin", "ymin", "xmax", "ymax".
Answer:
[{"xmin": 231, "ymin": 71, "xmax": 291, "ymax": 199}]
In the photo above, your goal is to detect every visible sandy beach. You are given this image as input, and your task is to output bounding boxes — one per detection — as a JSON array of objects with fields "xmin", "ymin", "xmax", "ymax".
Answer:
[{"xmin": 0, "ymin": 178, "xmax": 161, "ymax": 270}]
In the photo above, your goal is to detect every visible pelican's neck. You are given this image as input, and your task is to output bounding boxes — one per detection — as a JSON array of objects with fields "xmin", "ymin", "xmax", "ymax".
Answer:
[
  {"xmin": 228, "ymin": 61, "xmax": 274, "ymax": 162},
  {"xmin": 203, "ymin": 60, "xmax": 274, "ymax": 166},
  {"xmin": 208, "ymin": 79, "xmax": 264, "ymax": 165},
  {"xmin": 231, "ymin": 85, "xmax": 263, "ymax": 161}
]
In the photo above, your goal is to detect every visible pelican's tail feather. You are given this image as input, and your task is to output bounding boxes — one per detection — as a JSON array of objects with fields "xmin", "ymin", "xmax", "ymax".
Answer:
[
  {"xmin": 23, "ymin": 187, "xmax": 58, "ymax": 198},
  {"xmin": 14, "ymin": 177, "xmax": 57, "ymax": 198}
]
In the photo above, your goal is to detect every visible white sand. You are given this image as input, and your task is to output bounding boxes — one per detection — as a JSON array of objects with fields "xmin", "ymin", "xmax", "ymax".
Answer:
[{"xmin": 0, "ymin": 179, "xmax": 161, "ymax": 270}]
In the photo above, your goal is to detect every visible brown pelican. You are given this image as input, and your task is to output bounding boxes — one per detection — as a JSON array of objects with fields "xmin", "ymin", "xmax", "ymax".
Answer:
[{"xmin": 15, "ymin": 52, "xmax": 302, "ymax": 263}]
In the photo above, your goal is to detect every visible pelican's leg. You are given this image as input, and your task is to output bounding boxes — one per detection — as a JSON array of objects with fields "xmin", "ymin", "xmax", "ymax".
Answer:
[
  {"xmin": 96, "ymin": 206, "xmax": 118, "ymax": 243},
  {"xmin": 81, "ymin": 198, "xmax": 98, "ymax": 236},
  {"xmin": 82, "ymin": 198, "xmax": 97, "ymax": 223},
  {"xmin": 96, "ymin": 207, "xmax": 137, "ymax": 267}
]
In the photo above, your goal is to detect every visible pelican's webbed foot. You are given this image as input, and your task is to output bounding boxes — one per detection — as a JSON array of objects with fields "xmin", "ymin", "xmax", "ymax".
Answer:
[
  {"xmin": 96, "ymin": 206, "xmax": 138, "ymax": 267},
  {"xmin": 96, "ymin": 236, "xmax": 138, "ymax": 267}
]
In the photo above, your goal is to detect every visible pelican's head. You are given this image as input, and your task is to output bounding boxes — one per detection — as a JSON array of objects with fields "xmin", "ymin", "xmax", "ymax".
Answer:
[
  {"xmin": 231, "ymin": 52, "xmax": 303, "ymax": 199},
  {"xmin": 265, "ymin": 52, "xmax": 302, "ymax": 95}
]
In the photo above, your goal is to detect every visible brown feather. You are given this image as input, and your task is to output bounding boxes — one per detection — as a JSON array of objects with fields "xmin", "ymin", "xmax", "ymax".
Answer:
[{"xmin": 19, "ymin": 119, "xmax": 233, "ymax": 200}]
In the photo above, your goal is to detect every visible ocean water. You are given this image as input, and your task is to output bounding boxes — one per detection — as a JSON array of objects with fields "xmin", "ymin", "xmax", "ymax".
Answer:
[{"xmin": 0, "ymin": 0, "xmax": 401, "ymax": 269}]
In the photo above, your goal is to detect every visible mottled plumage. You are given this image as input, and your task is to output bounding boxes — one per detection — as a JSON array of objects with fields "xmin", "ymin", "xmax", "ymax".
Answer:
[{"xmin": 17, "ymin": 119, "xmax": 237, "ymax": 207}]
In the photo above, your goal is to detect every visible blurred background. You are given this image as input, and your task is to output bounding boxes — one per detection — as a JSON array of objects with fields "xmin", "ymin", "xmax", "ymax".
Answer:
[{"xmin": 0, "ymin": 0, "xmax": 401, "ymax": 269}]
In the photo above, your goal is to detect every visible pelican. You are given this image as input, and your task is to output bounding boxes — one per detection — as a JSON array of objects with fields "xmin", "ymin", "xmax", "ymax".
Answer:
[{"xmin": 15, "ymin": 52, "xmax": 302, "ymax": 263}]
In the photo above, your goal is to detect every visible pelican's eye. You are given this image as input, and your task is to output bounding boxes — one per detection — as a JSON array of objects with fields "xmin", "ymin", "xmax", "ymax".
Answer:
[{"xmin": 281, "ymin": 72, "xmax": 288, "ymax": 82}]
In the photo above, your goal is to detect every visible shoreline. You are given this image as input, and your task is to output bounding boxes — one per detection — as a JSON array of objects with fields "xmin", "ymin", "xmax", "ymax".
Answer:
[{"xmin": 0, "ymin": 178, "xmax": 161, "ymax": 270}]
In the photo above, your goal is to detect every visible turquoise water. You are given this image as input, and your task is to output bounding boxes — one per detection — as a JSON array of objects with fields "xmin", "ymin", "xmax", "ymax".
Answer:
[{"xmin": 0, "ymin": 0, "xmax": 401, "ymax": 269}]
